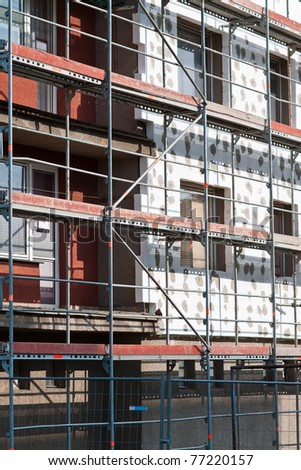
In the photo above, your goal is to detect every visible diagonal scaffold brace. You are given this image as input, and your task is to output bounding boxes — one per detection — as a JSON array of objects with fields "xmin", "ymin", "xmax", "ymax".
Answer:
[{"xmin": 112, "ymin": 226, "xmax": 211, "ymax": 354}]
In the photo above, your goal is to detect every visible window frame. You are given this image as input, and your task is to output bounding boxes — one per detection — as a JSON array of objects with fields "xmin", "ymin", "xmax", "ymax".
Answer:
[
  {"xmin": 46, "ymin": 361, "xmax": 66, "ymax": 389},
  {"xmin": 177, "ymin": 19, "xmax": 223, "ymax": 103},
  {"xmin": 270, "ymin": 56, "xmax": 289, "ymax": 125},
  {"xmin": 0, "ymin": 1, "xmax": 57, "ymax": 112},
  {"xmin": 0, "ymin": 1, "xmax": 23, "ymax": 44},
  {"xmin": 274, "ymin": 200, "xmax": 294, "ymax": 277},
  {"xmin": 178, "ymin": 360, "xmax": 196, "ymax": 390},
  {"xmin": 0, "ymin": 160, "xmax": 57, "ymax": 263},
  {"xmin": 180, "ymin": 182, "xmax": 226, "ymax": 272},
  {"xmin": 24, "ymin": 0, "xmax": 57, "ymax": 113},
  {"xmin": 0, "ymin": 161, "xmax": 28, "ymax": 259},
  {"xmin": 0, "ymin": 160, "xmax": 59, "ymax": 306}
]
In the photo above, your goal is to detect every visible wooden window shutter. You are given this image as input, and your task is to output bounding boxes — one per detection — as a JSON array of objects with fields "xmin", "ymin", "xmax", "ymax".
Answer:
[
  {"xmin": 181, "ymin": 197, "xmax": 193, "ymax": 267},
  {"xmin": 180, "ymin": 193, "xmax": 205, "ymax": 269},
  {"xmin": 191, "ymin": 195, "xmax": 205, "ymax": 269}
]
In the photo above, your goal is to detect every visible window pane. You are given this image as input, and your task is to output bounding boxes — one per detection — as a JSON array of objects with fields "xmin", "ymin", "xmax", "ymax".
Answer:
[
  {"xmin": 0, "ymin": 216, "xmax": 26, "ymax": 255},
  {"xmin": 30, "ymin": 218, "xmax": 54, "ymax": 259},
  {"xmin": 0, "ymin": 162, "xmax": 26, "ymax": 192},
  {"xmin": 39, "ymin": 260, "xmax": 55, "ymax": 304},
  {"xmin": 32, "ymin": 170, "xmax": 54, "ymax": 197},
  {"xmin": 178, "ymin": 25, "xmax": 202, "ymax": 96},
  {"xmin": 0, "ymin": 162, "xmax": 26, "ymax": 256},
  {"xmin": 29, "ymin": 0, "xmax": 52, "ymax": 45},
  {"xmin": 274, "ymin": 202, "xmax": 292, "ymax": 235},
  {"xmin": 26, "ymin": 0, "xmax": 54, "ymax": 113},
  {"xmin": 0, "ymin": 1, "xmax": 22, "ymax": 8},
  {"xmin": 177, "ymin": 22, "xmax": 222, "ymax": 103},
  {"xmin": 0, "ymin": 1, "xmax": 23, "ymax": 43},
  {"xmin": 274, "ymin": 202, "xmax": 293, "ymax": 277},
  {"xmin": 180, "ymin": 182, "xmax": 225, "ymax": 271}
]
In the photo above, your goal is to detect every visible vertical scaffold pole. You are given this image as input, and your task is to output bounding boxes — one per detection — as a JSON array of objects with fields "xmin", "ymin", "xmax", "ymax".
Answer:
[
  {"xmin": 107, "ymin": 0, "xmax": 115, "ymax": 450},
  {"xmin": 159, "ymin": 375, "xmax": 165, "ymax": 449},
  {"xmin": 290, "ymin": 151, "xmax": 298, "ymax": 347},
  {"xmin": 161, "ymin": 0, "xmax": 172, "ymax": 447},
  {"xmin": 65, "ymin": 0, "xmax": 71, "ymax": 343},
  {"xmin": 265, "ymin": 1, "xmax": 279, "ymax": 450},
  {"xmin": 231, "ymin": 133, "xmax": 239, "ymax": 345},
  {"xmin": 8, "ymin": 0, "xmax": 14, "ymax": 451},
  {"xmin": 65, "ymin": 0, "xmax": 71, "ymax": 450},
  {"xmin": 201, "ymin": 0, "xmax": 212, "ymax": 450},
  {"xmin": 230, "ymin": 368, "xmax": 237, "ymax": 450},
  {"xmin": 296, "ymin": 382, "xmax": 300, "ymax": 450}
]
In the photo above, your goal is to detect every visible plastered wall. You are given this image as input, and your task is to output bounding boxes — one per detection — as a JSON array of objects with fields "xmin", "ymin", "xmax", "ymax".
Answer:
[{"xmin": 133, "ymin": 0, "xmax": 301, "ymax": 341}]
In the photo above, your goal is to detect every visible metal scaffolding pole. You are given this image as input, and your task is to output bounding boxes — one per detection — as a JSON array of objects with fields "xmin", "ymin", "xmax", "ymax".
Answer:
[
  {"xmin": 161, "ymin": 0, "xmax": 173, "ymax": 445},
  {"xmin": 201, "ymin": 0, "xmax": 212, "ymax": 450},
  {"xmin": 7, "ymin": 0, "xmax": 14, "ymax": 451},
  {"xmin": 291, "ymin": 150, "xmax": 298, "ymax": 348},
  {"xmin": 231, "ymin": 133, "xmax": 240, "ymax": 345},
  {"xmin": 65, "ymin": 0, "xmax": 72, "ymax": 450},
  {"xmin": 107, "ymin": 0, "xmax": 115, "ymax": 451},
  {"xmin": 265, "ymin": 0, "xmax": 280, "ymax": 450},
  {"xmin": 2, "ymin": 0, "xmax": 301, "ymax": 450}
]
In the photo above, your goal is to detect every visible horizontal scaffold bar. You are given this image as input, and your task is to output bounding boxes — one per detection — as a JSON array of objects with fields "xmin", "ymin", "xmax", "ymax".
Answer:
[
  {"xmin": 1, "ymin": 342, "xmax": 273, "ymax": 361},
  {"xmin": 10, "ymin": 192, "xmax": 301, "ymax": 252},
  {"xmin": 0, "ymin": 43, "xmax": 301, "ymax": 144},
  {"xmin": 1, "ymin": 43, "xmax": 201, "ymax": 118},
  {"xmin": 207, "ymin": 0, "xmax": 301, "ymax": 44}
]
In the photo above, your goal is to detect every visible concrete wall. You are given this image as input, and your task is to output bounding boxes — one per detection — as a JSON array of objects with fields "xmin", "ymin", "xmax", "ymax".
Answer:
[{"xmin": 0, "ymin": 360, "xmax": 141, "ymax": 450}]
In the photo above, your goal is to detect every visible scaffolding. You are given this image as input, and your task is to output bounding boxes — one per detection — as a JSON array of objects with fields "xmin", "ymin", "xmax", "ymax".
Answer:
[{"xmin": 0, "ymin": 0, "xmax": 301, "ymax": 450}]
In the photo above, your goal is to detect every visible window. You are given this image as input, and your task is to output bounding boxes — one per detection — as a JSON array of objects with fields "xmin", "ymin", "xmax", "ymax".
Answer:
[
  {"xmin": 0, "ymin": 0, "xmax": 56, "ymax": 112},
  {"xmin": 31, "ymin": 169, "xmax": 56, "ymax": 304},
  {"xmin": 270, "ymin": 57, "xmax": 289, "ymax": 125},
  {"xmin": 46, "ymin": 361, "xmax": 66, "ymax": 389},
  {"xmin": 178, "ymin": 360, "xmax": 196, "ymax": 390},
  {"xmin": 14, "ymin": 361, "xmax": 31, "ymax": 390},
  {"xmin": 32, "ymin": 169, "xmax": 55, "ymax": 197},
  {"xmin": 0, "ymin": 161, "xmax": 57, "ymax": 304},
  {"xmin": 0, "ymin": 217, "xmax": 27, "ymax": 255},
  {"xmin": 177, "ymin": 20, "xmax": 222, "ymax": 103},
  {"xmin": 0, "ymin": 162, "xmax": 27, "ymax": 256},
  {"xmin": 274, "ymin": 201, "xmax": 294, "ymax": 277},
  {"xmin": 0, "ymin": 0, "xmax": 54, "ymax": 50},
  {"xmin": 26, "ymin": 0, "xmax": 56, "ymax": 112},
  {"xmin": 180, "ymin": 182, "xmax": 225, "ymax": 271},
  {"xmin": 0, "ymin": 1, "xmax": 23, "ymax": 43},
  {"xmin": 205, "ymin": 32, "xmax": 222, "ymax": 104},
  {"xmin": 0, "ymin": 162, "xmax": 26, "ymax": 191}
]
